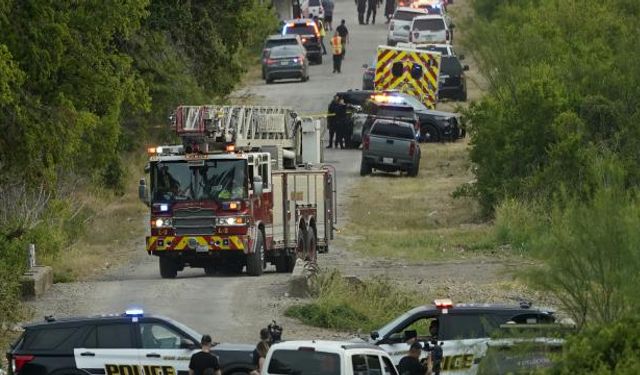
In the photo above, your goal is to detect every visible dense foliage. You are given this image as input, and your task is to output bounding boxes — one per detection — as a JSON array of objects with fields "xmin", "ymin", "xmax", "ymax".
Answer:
[{"xmin": 0, "ymin": 0, "xmax": 277, "ymax": 328}]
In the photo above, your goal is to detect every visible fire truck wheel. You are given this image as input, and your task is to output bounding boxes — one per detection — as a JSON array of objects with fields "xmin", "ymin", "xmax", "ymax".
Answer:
[
  {"xmin": 159, "ymin": 257, "xmax": 178, "ymax": 279},
  {"xmin": 305, "ymin": 229, "xmax": 317, "ymax": 262},
  {"xmin": 295, "ymin": 228, "xmax": 306, "ymax": 262},
  {"xmin": 246, "ymin": 230, "xmax": 265, "ymax": 276}
]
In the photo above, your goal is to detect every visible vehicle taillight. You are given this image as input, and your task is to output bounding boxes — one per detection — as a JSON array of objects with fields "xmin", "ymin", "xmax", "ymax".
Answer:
[
  {"xmin": 390, "ymin": 21, "xmax": 394, "ymax": 31},
  {"xmin": 363, "ymin": 135, "xmax": 370, "ymax": 150},
  {"xmin": 302, "ymin": 37, "xmax": 307, "ymax": 43},
  {"xmin": 409, "ymin": 141, "xmax": 416, "ymax": 157},
  {"xmin": 12, "ymin": 355, "xmax": 35, "ymax": 374},
  {"xmin": 299, "ymin": 55, "xmax": 305, "ymax": 62},
  {"xmin": 266, "ymin": 58, "xmax": 276, "ymax": 65}
]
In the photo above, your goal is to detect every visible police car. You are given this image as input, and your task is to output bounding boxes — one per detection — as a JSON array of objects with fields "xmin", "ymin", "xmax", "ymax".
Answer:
[
  {"xmin": 6, "ymin": 310, "xmax": 255, "ymax": 375},
  {"xmin": 363, "ymin": 299, "xmax": 565, "ymax": 375}
]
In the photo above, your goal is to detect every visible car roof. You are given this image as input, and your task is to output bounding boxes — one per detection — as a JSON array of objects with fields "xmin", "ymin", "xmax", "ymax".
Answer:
[
  {"xmin": 22, "ymin": 313, "xmax": 167, "ymax": 329},
  {"xmin": 395, "ymin": 7, "xmax": 428, "ymax": 14},
  {"xmin": 413, "ymin": 303, "xmax": 555, "ymax": 315},
  {"xmin": 270, "ymin": 340, "xmax": 386, "ymax": 353},
  {"xmin": 266, "ymin": 34, "xmax": 298, "ymax": 40},
  {"xmin": 413, "ymin": 14, "xmax": 446, "ymax": 20},
  {"xmin": 287, "ymin": 18, "xmax": 314, "ymax": 24}
]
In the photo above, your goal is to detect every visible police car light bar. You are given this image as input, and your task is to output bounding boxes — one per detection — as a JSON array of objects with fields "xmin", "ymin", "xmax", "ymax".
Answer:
[
  {"xmin": 125, "ymin": 308, "xmax": 144, "ymax": 317},
  {"xmin": 434, "ymin": 299, "xmax": 453, "ymax": 309},
  {"xmin": 372, "ymin": 94, "xmax": 404, "ymax": 104}
]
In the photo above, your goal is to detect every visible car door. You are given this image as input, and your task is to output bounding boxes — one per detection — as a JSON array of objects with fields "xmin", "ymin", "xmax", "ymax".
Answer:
[
  {"xmin": 137, "ymin": 320, "xmax": 199, "ymax": 375},
  {"xmin": 438, "ymin": 314, "xmax": 497, "ymax": 375},
  {"xmin": 74, "ymin": 323, "xmax": 139, "ymax": 375}
]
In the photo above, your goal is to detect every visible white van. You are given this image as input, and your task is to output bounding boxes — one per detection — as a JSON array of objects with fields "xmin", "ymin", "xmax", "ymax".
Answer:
[
  {"xmin": 263, "ymin": 340, "xmax": 399, "ymax": 375},
  {"xmin": 409, "ymin": 14, "xmax": 451, "ymax": 44},
  {"xmin": 386, "ymin": 7, "xmax": 428, "ymax": 46},
  {"xmin": 301, "ymin": 0, "xmax": 325, "ymax": 19}
]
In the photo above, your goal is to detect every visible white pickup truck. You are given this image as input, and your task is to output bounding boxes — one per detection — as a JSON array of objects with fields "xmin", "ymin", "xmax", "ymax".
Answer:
[{"xmin": 262, "ymin": 340, "xmax": 399, "ymax": 375}]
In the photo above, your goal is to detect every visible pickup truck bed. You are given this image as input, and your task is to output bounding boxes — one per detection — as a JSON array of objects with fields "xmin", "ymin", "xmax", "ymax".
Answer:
[{"xmin": 361, "ymin": 120, "xmax": 420, "ymax": 177}]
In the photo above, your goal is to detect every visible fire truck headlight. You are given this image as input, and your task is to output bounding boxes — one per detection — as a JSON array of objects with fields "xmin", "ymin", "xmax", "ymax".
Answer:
[
  {"xmin": 216, "ymin": 216, "xmax": 246, "ymax": 226},
  {"xmin": 154, "ymin": 218, "xmax": 173, "ymax": 228}
]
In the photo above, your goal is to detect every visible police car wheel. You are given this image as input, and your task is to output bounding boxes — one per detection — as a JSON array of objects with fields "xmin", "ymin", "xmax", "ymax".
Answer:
[
  {"xmin": 159, "ymin": 256, "xmax": 178, "ymax": 279},
  {"xmin": 421, "ymin": 124, "xmax": 440, "ymax": 143},
  {"xmin": 246, "ymin": 230, "xmax": 265, "ymax": 276}
]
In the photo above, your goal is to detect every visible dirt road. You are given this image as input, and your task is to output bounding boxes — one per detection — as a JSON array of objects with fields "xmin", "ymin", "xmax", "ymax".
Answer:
[{"xmin": 28, "ymin": 0, "xmax": 518, "ymax": 343}]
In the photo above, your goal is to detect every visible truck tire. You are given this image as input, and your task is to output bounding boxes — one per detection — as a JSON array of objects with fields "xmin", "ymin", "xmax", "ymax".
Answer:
[
  {"xmin": 295, "ymin": 228, "xmax": 306, "ymax": 263},
  {"xmin": 275, "ymin": 253, "xmax": 290, "ymax": 273},
  {"xmin": 305, "ymin": 229, "xmax": 317, "ymax": 262},
  {"xmin": 421, "ymin": 124, "xmax": 441, "ymax": 143},
  {"xmin": 159, "ymin": 257, "xmax": 178, "ymax": 279},
  {"xmin": 408, "ymin": 158, "xmax": 420, "ymax": 177},
  {"xmin": 360, "ymin": 159, "xmax": 372, "ymax": 176},
  {"xmin": 246, "ymin": 230, "xmax": 265, "ymax": 276}
]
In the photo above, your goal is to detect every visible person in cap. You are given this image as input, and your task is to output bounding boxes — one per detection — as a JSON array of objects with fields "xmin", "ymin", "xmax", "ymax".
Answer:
[
  {"xmin": 398, "ymin": 342, "xmax": 428, "ymax": 375},
  {"xmin": 189, "ymin": 335, "xmax": 221, "ymax": 375}
]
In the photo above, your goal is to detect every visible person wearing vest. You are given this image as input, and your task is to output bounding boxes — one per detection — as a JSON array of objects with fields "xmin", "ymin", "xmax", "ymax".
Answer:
[
  {"xmin": 314, "ymin": 16, "xmax": 327, "ymax": 55},
  {"xmin": 330, "ymin": 32, "xmax": 343, "ymax": 73}
]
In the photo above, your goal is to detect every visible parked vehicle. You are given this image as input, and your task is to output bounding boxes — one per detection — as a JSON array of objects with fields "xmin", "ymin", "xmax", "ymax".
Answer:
[
  {"xmin": 282, "ymin": 19, "xmax": 323, "ymax": 64},
  {"xmin": 409, "ymin": 14, "xmax": 452, "ymax": 44},
  {"xmin": 300, "ymin": 0, "xmax": 325, "ymax": 19},
  {"xmin": 263, "ymin": 340, "xmax": 399, "ymax": 375},
  {"xmin": 386, "ymin": 7, "xmax": 429, "ymax": 46},
  {"xmin": 262, "ymin": 35, "xmax": 305, "ymax": 79},
  {"xmin": 361, "ymin": 119, "xmax": 421, "ymax": 177},
  {"xmin": 439, "ymin": 55, "xmax": 469, "ymax": 101},
  {"xmin": 264, "ymin": 45, "xmax": 309, "ymax": 83}
]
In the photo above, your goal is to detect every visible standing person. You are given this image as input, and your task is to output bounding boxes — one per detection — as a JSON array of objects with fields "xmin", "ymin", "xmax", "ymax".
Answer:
[
  {"xmin": 366, "ymin": 0, "xmax": 379, "ymax": 24},
  {"xmin": 322, "ymin": 0, "xmax": 334, "ymax": 30},
  {"xmin": 334, "ymin": 97, "xmax": 348, "ymax": 149},
  {"xmin": 327, "ymin": 95, "xmax": 340, "ymax": 148},
  {"xmin": 314, "ymin": 16, "xmax": 327, "ymax": 55},
  {"xmin": 250, "ymin": 328, "xmax": 271, "ymax": 375},
  {"xmin": 189, "ymin": 335, "xmax": 222, "ymax": 375},
  {"xmin": 330, "ymin": 32, "xmax": 343, "ymax": 73},
  {"xmin": 355, "ymin": 0, "xmax": 367, "ymax": 24},
  {"xmin": 398, "ymin": 342, "xmax": 428, "ymax": 375},
  {"xmin": 336, "ymin": 20, "xmax": 349, "ymax": 60},
  {"xmin": 384, "ymin": 0, "xmax": 395, "ymax": 24}
]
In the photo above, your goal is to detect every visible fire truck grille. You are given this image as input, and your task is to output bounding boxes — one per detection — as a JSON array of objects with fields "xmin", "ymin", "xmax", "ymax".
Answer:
[{"xmin": 173, "ymin": 208, "xmax": 216, "ymax": 236}]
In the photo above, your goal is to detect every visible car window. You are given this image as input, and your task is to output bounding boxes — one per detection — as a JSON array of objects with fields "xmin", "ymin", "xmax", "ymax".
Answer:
[
  {"xmin": 382, "ymin": 357, "xmax": 398, "ymax": 375},
  {"xmin": 266, "ymin": 39, "xmax": 297, "ymax": 48},
  {"xmin": 413, "ymin": 18, "xmax": 445, "ymax": 31},
  {"xmin": 439, "ymin": 314, "xmax": 504, "ymax": 340},
  {"xmin": 387, "ymin": 316, "xmax": 439, "ymax": 342},
  {"xmin": 270, "ymin": 47, "xmax": 303, "ymax": 58},
  {"xmin": 140, "ymin": 323, "xmax": 187, "ymax": 349},
  {"xmin": 441, "ymin": 56, "xmax": 463, "ymax": 74},
  {"xmin": 268, "ymin": 349, "xmax": 340, "ymax": 375},
  {"xmin": 285, "ymin": 25, "xmax": 316, "ymax": 36},
  {"xmin": 96, "ymin": 324, "xmax": 134, "ymax": 348},
  {"xmin": 376, "ymin": 106, "xmax": 414, "ymax": 119},
  {"xmin": 22, "ymin": 327, "xmax": 83, "ymax": 351},
  {"xmin": 352, "ymin": 355, "xmax": 383, "ymax": 375},
  {"xmin": 371, "ymin": 122, "xmax": 415, "ymax": 140},
  {"xmin": 393, "ymin": 10, "xmax": 424, "ymax": 21},
  {"xmin": 309, "ymin": 0, "xmax": 321, "ymax": 5}
]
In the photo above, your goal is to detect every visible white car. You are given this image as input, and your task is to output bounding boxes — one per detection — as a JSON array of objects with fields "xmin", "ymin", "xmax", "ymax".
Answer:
[
  {"xmin": 263, "ymin": 340, "xmax": 399, "ymax": 375},
  {"xmin": 395, "ymin": 42, "xmax": 457, "ymax": 57},
  {"xmin": 301, "ymin": 0, "xmax": 325, "ymax": 19},
  {"xmin": 409, "ymin": 14, "xmax": 452, "ymax": 44},
  {"xmin": 387, "ymin": 7, "xmax": 429, "ymax": 46}
]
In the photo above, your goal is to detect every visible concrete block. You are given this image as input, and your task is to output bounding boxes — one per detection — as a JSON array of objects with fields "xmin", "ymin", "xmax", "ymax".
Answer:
[
  {"xmin": 21, "ymin": 266, "xmax": 53, "ymax": 299},
  {"xmin": 289, "ymin": 259, "xmax": 311, "ymax": 298}
]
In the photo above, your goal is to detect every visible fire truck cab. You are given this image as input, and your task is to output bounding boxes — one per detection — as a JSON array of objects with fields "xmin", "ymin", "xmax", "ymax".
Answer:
[{"xmin": 139, "ymin": 105, "xmax": 335, "ymax": 278}]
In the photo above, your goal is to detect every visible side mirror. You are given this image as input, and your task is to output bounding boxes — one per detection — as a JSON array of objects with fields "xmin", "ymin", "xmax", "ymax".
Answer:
[
  {"xmin": 463, "ymin": 65, "xmax": 470, "ymax": 71},
  {"xmin": 370, "ymin": 331, "xmax": 380, "ymax": 340},
  {"xmin": 459, "ymin": 54, "xmax": 465, "ymax": 60},
  {"xmin": 138, "ymin": 178, "xmax": 150, "ymax": 206},
  {"xmin": 253, "ymin": 175, "xmax": 264, "ymax": 195},
  {"xmin": 180, "ymin": 339, "xmax": 198, "ymax": 350}
]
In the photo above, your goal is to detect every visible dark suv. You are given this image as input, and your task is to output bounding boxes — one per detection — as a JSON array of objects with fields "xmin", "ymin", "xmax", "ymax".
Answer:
[
  {"xmin": 6, "ymin": 310, "xmax": 254, "ymax": 375},
  {"xmin": 282, "ymin": 19, "xmax": 322, "ymax": 64},
  {"xmin": 262, "ymin": 34, "xmax": 304, "ymax": 78},
  {"xmin": 439, "ymin": 55, "xmax": 469, "ymax": 101}
]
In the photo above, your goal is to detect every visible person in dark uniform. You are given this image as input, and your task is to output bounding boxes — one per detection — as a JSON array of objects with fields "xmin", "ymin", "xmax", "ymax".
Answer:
[
  {"xmin": 336, "ymin": 20, "xmax": 349, "ymax": 59},
  {"xmin": 327, "ymin": 95, "xmax": 340, "ymax": 148},
  {"xmin": 366, "ymin": 0, "xmax": 380, "ymax": 24},
  {"xmin": 334, "ymin": 97, "xmax": 348, "ymax": 149},
  {"xmin": 189, "ymin": 335, "xmax": 221, "ymax": 375},
  {"xmin": 384, "ymin": 0, "xmax": 395, "ymax": 24},
  {"xmin": 356, "ymin": 0, "xmax": 367, "ymax": 24},
  {"xmin": 398, "ymin": 342, "xmax": 428, "ymax": 375}
]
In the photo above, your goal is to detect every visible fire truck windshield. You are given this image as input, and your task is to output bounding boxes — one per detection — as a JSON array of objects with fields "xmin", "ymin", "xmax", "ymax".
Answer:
[{"xmin": 151, "ymin": 159, "xmax": 247, "ymax": 202}]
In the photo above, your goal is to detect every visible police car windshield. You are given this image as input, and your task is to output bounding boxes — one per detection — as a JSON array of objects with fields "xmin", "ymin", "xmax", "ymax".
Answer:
[
  {"xmin": 395, "ymin": 94, "xmax": 428, "ymax": 111},
  {"xmin": 152, "ymin": 160, "xmax": 247, "ymax": 202},
  {"xmin": 413, "ymin": 18, "xmax": 445, "ymax": 31},
  {"xmin": 268, "ymin": 350, "xmax": 340, "ymax": 375},
  {"xmin": 163, "ymin": 317, "xmax": 202, "ymax": 341}
]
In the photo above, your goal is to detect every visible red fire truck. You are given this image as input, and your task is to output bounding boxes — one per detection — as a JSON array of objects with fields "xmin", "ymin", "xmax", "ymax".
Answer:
[{"xmin": 138, "ymin": 105, "xmax": 336, "ymax": 278}]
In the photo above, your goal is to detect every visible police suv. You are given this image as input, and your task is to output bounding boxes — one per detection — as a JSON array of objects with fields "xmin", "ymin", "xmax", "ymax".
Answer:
[
  {"xmin": 363, "ymin": 299, "xmax": 566, "ymax": 375},
  {"xmin": 6, "ymin": 310, "xmax": 255, "ymax": 375}
]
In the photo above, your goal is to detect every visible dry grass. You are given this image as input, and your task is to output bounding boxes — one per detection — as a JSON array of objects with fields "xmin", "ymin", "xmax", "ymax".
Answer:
[
  {"xmin": 42, "ymin": 155, "xmax": 148, "ymax": 282},
  {"xmin": 346, "ymin": 140, "xmax": 498, "ymax": 261}
]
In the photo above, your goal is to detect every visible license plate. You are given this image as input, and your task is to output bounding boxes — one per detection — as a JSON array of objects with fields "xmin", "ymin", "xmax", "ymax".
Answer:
[
  {"xmin": 280, "ymin": 61, "xmax": 289, "ymax": 65},
  {"xmin": 196, "ymin": 244, "xmax": 209, "ymax": 253},
  {"xmin": 383, "ymin": 157, "xmax": 394, "ymax": 164}
]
